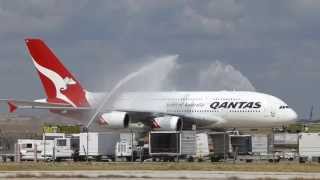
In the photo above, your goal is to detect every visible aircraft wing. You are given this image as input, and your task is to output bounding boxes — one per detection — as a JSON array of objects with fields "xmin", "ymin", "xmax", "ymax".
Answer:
[
  {"xmin": 0, "ymin": 99, "xmax": 92, "ymax": 112},
  {"xmin": 0, "ymin": 99, "xmax": 222, "ymax": 128}
]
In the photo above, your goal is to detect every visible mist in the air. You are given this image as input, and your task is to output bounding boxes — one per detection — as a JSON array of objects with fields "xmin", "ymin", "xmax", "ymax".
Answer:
[
  {"xmin": 117, "ymin": 55, "xmax": 179, "ymax": 92},
  {"xmin": 115, "ymin": 55, "xmax": 256, "ymax": 92},
  {"xmin": 198, "ymin": 61, "xmax": 256, "ymax": 91}
]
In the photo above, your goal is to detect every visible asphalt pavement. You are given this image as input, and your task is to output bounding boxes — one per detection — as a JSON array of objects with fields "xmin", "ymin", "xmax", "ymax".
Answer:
[{"xmin": 1, "ymin": 170, "xmax": 320, "ymax": 179}]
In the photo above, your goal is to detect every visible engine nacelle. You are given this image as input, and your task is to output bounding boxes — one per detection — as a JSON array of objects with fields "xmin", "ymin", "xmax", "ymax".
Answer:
[
  {"xmin": 99, "ymin": 111, "xmax": 130, "ymax": 128},
  {"xmin": 152, "ymin": 116, "xmax": 182, "ymax": 131}
]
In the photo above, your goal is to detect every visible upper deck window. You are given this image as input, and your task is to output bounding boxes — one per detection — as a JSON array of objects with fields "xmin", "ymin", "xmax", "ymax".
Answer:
[{"xmin": 279, "ymin": 106, "xmax": 289, "ymax": 109}]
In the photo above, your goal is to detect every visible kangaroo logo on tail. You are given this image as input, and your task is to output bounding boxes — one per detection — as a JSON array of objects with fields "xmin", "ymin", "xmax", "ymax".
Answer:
[{"xmin": 25, "ymin": 38, "xmax": 90, "ymax": 107}]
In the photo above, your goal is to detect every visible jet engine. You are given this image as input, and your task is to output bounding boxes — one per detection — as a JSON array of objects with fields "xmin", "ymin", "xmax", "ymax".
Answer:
[
  {"xmin": 99, "ymin": 111, "xmax": 130, "ymax": 128},
  {"xmin": 152, "ymin": 116, "xmax": 182, "ymax": 131}
]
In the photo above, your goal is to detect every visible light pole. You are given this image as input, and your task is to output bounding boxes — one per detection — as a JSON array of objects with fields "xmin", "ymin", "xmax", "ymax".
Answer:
[
  {"xmin": 82, "ymin": 127, "xmax": 89, "ymax": 163},
  {"xmin": 131, "ymin": 128, "xmax": 134, "ymax": 162}
]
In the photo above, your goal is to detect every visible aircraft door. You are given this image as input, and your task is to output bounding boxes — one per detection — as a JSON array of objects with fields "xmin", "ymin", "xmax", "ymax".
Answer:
[{"xmin": 269, "ymin": 105, "xmax": 277, "ymax": 119}]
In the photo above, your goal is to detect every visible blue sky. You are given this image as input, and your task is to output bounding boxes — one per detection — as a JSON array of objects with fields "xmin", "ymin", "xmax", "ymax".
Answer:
[{"xmin": 0, "ymin": 0, "xmax": 320, "ymax": 119}]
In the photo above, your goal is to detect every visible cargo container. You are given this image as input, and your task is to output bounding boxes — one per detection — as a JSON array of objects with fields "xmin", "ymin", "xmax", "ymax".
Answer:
[
  {"xmin": 251, "ymin": 134, "xmax": 270, "ymax": 154},
  {"xmin": 299, "ymin": 133, "xmax": 320, "ymax": 162},
  {"xmin": 149, "ymin": 131, "xmax": 196, "ymax": 160},
  {"xmin": 79, "ymin": 132, "xmax": 120, "ymax": 161}
]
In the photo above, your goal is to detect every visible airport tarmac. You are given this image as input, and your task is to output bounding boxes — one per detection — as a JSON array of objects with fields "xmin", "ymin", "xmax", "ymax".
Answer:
[{"xmin": 1, "ymin": 170, "xmax": 320, "ymax": 179}]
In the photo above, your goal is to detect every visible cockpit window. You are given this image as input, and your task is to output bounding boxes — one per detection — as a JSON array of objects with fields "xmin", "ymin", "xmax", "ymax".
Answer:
[{"xmin": 279, "ymin": 106, "xmax": 289, "ymax": 109}]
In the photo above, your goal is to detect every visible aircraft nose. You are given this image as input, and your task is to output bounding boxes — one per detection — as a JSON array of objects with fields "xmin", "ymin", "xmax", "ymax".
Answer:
[{"xmin": 287, "ymin": 109, "xmax": 298, "ymax": 123}]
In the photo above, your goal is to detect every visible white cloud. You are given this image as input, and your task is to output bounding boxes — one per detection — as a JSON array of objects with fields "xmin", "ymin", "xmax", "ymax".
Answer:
[{"xmin": 0, "ymin": 0, "xmax": 87, "ymax": 35}]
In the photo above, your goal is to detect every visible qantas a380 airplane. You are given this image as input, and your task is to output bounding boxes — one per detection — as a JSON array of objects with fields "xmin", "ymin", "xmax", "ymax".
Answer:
[{"xmin": 2, "ymin": 39, "xmax": 298, "ymax": 130}]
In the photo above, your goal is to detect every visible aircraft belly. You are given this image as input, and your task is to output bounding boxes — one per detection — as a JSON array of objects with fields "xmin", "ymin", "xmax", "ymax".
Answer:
[{"xmin": 218, "ymin": 114, "xmax": 281, "ymax": 128}]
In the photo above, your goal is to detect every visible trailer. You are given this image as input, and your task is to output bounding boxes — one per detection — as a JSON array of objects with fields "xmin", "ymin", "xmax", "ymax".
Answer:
[
  {"xmin": 149, "ymin": 131, "xmax": 196, "ymax": 161},
  {"xmin": 299, "ymin": 133, "xmax": 320, "ymax": 162},
  {"xmin": 79, "ymin": 132, "xmax": 120, "ymax": 161}
]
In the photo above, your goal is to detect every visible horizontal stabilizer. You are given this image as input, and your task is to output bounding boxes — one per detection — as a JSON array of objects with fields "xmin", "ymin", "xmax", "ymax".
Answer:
[{"xmin": 0, "ymin": 99, "xmax": 92, "ymax": 112}]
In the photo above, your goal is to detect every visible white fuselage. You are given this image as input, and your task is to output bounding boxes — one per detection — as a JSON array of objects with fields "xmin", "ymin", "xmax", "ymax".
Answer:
[{"xmin": 87, "ymin": 91, "xmax": 297, "ymax": 128}]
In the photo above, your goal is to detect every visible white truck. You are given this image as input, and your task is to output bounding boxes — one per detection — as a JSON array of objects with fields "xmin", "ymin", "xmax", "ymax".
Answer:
[
  {"xmin": 17, "ymin": 139, "xmax": 42, "ymax": 161},
  {"xmin": 79, "ymin": 132, "xmax": 120, "ymax": 161},
  {"xmin": 18, "ymin": 133, "xmax": 66, "ymax": 161},
  {"xmin": 299, "ymin": 133, "xmax": 320, "ymax": 162},
  {"xmin": 18, "ymin": 139, "xmax": 55, "ymax": 161},
  {"xmin": 54, "ymin": 137, "xmax": 80, "ymax": 161}
]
